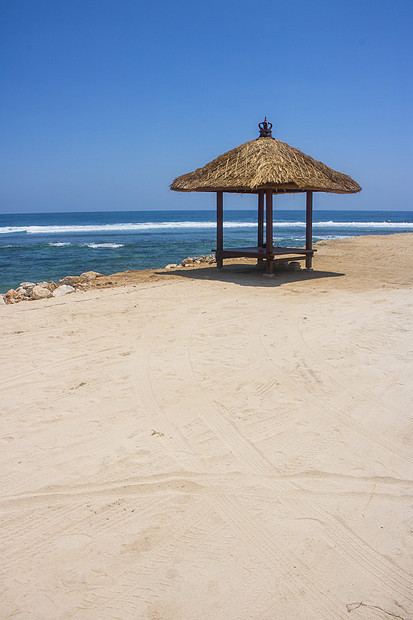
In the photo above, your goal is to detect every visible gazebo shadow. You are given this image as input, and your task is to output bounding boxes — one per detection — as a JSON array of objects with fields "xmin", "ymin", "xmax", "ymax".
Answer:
[{"xmin": 155, "ymin": 264, "xmax": 345, "ymax": 288}]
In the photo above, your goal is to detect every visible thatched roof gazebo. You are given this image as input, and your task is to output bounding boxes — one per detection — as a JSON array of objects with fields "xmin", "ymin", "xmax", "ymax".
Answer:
[{"xmin": 170, "ymin": 119, "xmax": 361, "ymax": 274}]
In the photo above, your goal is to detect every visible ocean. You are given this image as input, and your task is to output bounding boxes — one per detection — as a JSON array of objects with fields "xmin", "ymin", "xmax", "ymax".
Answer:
[{"xmin": 1, "ymin": 209, "xmax": 412, "ymax": 293}]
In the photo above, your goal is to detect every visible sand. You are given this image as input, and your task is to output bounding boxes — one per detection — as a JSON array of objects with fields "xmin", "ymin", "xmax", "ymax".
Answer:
[{"xmin": 1, "ymin": 233, "xmax": 412, "ymax": 619}]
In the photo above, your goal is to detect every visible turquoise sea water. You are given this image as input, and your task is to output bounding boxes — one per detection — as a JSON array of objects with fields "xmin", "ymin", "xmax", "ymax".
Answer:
[{"xmin": 1, "ymin": 209, "xmax": 412, "ymax": 292}]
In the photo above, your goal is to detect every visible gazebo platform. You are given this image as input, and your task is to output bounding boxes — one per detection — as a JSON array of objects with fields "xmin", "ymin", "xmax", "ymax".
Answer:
[
  {"xmin": 214, "ymin": 246, "xmax": 315, "ymax": 261},
  {"xmin": 213, "ymin": 246, "xmax": 316, "ymax": 273}
]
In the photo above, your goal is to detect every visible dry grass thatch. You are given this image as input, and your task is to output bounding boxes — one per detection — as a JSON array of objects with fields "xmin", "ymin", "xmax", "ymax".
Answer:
[{"xmin": 170, "ymin": 136, "xmax": 361, "ymax": 194}]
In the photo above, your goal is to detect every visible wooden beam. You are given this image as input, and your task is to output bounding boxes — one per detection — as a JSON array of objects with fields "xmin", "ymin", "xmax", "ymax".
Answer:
[
  {"xmin": 216, "ymin": 191, "xmax": 223, "ymax": 269},
  {"xmin": 258, "ymin": 191, "xmax": 264, "ymax": 248},
  {"xmin": 305, "ymin": 191, "xmax": 313, "ymax": 269},
  {"xmin": 265, "ymin": 189, "xmax": 274, "ymax": 274}
]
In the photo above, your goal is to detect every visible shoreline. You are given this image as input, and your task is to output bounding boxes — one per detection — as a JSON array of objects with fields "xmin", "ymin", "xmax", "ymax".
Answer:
[
  {"xmin": 2, "ymin": 209, "xmax": 413, "ymax": 295},
  {"xmin": 1, "ymin": 232, "xmax": 412, "ymax": 618},
  {"xmin": 2, "ymin": 233, "xmax": 413, "ymax": 304}
]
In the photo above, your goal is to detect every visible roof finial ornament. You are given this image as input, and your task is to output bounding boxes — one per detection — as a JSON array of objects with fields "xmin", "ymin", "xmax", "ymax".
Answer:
[{"xmin": 259, "ymin": 117, "xmax": 273, "ymax": 138}]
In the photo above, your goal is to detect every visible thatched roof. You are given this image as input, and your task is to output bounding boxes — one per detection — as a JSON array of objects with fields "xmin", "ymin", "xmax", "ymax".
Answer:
[{"xmin": 170, "ymin": 124, "xmax": 361, "ymax": 194}]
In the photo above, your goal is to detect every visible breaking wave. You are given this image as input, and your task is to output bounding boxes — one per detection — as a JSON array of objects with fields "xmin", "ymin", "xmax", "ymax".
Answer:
[
  {"xmin": 1, "ymin": 220, "xmax": 413, "ymax": 234},
  {"xmin": 85, "ymin": 243, "xmax": 125, "ymax": 249}
]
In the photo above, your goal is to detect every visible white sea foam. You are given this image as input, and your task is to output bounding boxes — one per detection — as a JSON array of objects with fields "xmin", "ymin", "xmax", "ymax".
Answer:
[
  {"xmin": 267, "ymin": 221, "xmax": 413, "ymax": 229},
  {"xmin": 85, "ymin": 243, "xmax": 125, "ymax": 249},
  {"xmin": 2, "ymin": 222, "xmax": 256, "ymax": 233},
  {"xmin": 309, "ymin": 221, "xmax": 413, "ymax": 228},
  {"xmin": 1, "ymin": 221, "xmax": 412, "ymax": 234},
  {"xmin": 0, "ymin": 226, "xmax": 28, "ymax": 234},
  {"xmin": 313, "ymin": 235, "xmax": 347, "ymax": 240},
  {"xmin": 48, "ymin": 242, "xmax": 71, "ymax": 246}
]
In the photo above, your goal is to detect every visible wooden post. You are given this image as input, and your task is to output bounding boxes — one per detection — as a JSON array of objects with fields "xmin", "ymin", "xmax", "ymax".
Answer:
[
  {"xmin": 216, "ymin": 191, "xmax": 223, "ymax": 269},
  {"xmin": 265, "ymin": 189, "xmax": 274, "ymax": 274},
  {"xmin": 258, "ymin": 191, "xmax": 264, "ymax": 248},
  {"xmin": 257, "ymin": 190, "xmax": 264, "ymax": 264},
  {"xmin": 305, "ymin": 191, "xmax": 313, "ymax": 269}
]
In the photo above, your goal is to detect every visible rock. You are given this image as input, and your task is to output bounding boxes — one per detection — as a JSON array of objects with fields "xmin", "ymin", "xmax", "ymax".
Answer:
[
  {"xmin": 16, "ymin": 286, "xmax": 30, "ymax": 296},
  {"xmin": 181, "ymin": 254, "xmax": 216, "ymax": 267},
  {"xmin": 30, "ymin": 285, "xmax": 52, "ymax": 300},
  {"xmin": 17, "ymin": 282, "xmax": 35, "ymax": 296},
  {"xmin": 59, "ymin": 275, "xmax": 82, "ymax": 286},
  {"xmin": 0, "ymin": 295, "xmax": 5, "ymax": 305},
  {"xmin": 181, "ymin": 257, "xmax": 197, "ymax": 267},
  {"xmin": 4, "ymin": 289, "xmax": 24, "ymax": 304},
  {"xmin": 165, "ymin": 264, "xmax": 178, "ymax": 269},
  {"xmin": 19, "ymin": 282, "xmax": 35, "ymax": 288},
  {"xmin": 288, "ymin": 261, "xmax": 302, "ymax": 271},
  {"xmin": 52, "ymin": 284, "xmax": 75, "ymax": 297},
  {"xmin": 80, "ymin": 271, "xmax": 103, "ymax": 280}
]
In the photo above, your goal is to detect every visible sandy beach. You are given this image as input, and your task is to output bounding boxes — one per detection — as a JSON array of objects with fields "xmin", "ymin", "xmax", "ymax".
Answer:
[{"xmin": 1, "ymin": 233, "xmax": 413, "ymax": 619}]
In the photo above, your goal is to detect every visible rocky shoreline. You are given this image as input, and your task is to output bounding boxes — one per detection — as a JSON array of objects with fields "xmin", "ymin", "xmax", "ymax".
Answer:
[
  {"xmin": 1, "ymin": 253, "xmax": 306, "ymax": 305},
  {"xmin": 164, "ymin": 253, "xmax": 216, "ymax": 269},
  {"xmin": 0, "ymin": 254, "xmax": 218, "ymax": 305},
  {"xmin": 1, "ymin": 270, "xmax": 105, "ymax": 305}
]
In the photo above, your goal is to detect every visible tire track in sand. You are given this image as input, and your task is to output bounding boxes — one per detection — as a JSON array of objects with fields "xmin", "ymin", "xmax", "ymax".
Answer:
[
  {"xmin": 250, "ymin": 316, "xmax": 413, "ymax": 466},
  {"xmin": 173, "ymin": 312, "xmax": 413, "ymax": 602},
  {"xmin": 293, "ymin": 308, "xmax": 412, "ymax": 422},
  {"xmin": 131, "ymin": 317, "xmax": 351, "ymax": 619}
]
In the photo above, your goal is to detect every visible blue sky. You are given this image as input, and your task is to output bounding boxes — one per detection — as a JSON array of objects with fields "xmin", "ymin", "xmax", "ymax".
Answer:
[{"xmin": 1, "ymin": 0, "xmax": 412, "ymax": 213}]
